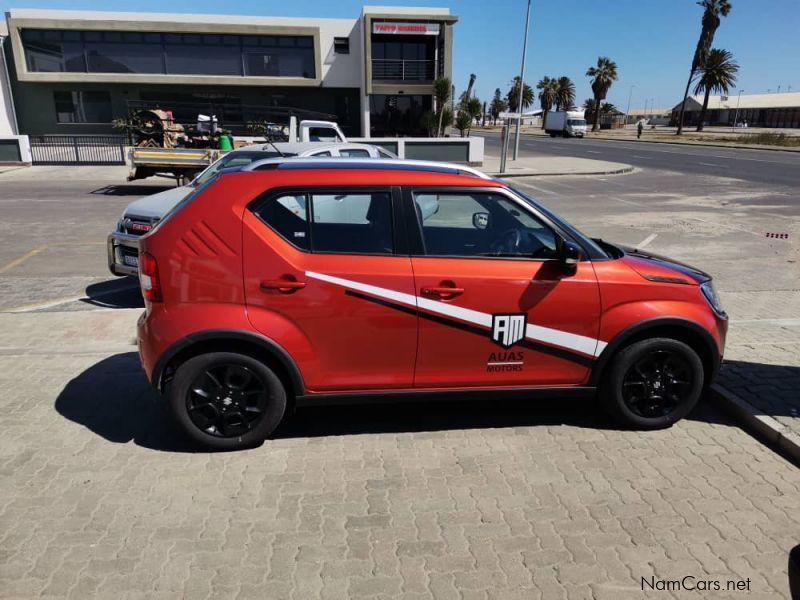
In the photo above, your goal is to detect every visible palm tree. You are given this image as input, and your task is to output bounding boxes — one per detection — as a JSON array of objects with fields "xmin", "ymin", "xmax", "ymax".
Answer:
[
  {"xmin": 489, "ymin": 88, "xmax": 508, "ymax": 124},
  {"xmin": 555, "ymin": 76, "xmax": 576, "ymax": 111},
  {"xmin": 693, "ymin": 48, "xmax": 738, "ymax": 131},
  {"xmin": 583, "ymin": 98, "xmax": 598, "ymax": 124},
  {"xmin": 506, "ymin": 77, "xmax": 534, "ymax": 113},
  {"xmin": 434, "ymin": 77, "xmax": 452, "ymax": 136},
  {"xmin": 586, "ymin": 56, "xmax": 619, "ymax": 132},
  {"xmin": 466, "ymin": 97, "xmax": 482, "ymax": 134},
  {"xmin": 676, "ymin": 0, "xmax": 733, "ymax": 134},
  {"xmin": 601, "ymin": 102, "xmax": 619, "ymax": 114},
  {"xmin": 537, "ymin": 76, "xmax": 557, "ymax": 129}
]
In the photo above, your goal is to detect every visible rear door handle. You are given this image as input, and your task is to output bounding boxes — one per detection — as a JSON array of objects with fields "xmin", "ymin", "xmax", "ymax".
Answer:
[
  {"xmin": 421, "ymin": 286, "xmax": 465, "ymax": 299},
  {"xmin": 260, "ymin": 277, "xmax": 306, "ymax": 294}
]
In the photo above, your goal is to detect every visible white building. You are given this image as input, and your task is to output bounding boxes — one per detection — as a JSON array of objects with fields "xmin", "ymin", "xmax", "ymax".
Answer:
[
  {"xmin": 2, "ymin": 6, "xmax": 457, "ymax": 138},
  {"xmin": 671, "ymin": 92, "xmax": 800, "ymax": 128}
]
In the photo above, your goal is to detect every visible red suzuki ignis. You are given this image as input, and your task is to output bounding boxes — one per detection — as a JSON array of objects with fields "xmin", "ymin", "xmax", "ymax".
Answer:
[{"xmin": 136, "ymin": 159, "xmax": 728, "ymax": 450}]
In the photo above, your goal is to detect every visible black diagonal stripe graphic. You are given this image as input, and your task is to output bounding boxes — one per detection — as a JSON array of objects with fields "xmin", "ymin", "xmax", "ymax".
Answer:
[{"xmin": 344, "ymin": 290, "xmax": 594, "ymax": 367}]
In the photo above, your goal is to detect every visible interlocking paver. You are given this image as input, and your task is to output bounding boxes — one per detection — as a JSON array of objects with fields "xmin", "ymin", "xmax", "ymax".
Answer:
[{"xmin": 1, "ymin": 308, "xmax": 800, "ymax": 599}]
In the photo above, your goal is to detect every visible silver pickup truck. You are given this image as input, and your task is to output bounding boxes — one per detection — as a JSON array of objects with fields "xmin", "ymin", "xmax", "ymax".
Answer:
[{"xmin": 107, "ymin": 142, "xmax": 397, "ymax": 276}]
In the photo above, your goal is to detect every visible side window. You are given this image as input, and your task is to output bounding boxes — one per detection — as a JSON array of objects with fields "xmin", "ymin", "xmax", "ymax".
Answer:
[
  {"xmin": 310, "ymin": 192, "xmax": 393, "ymax": 254},
  {"xmin": 339, "ymin": 148, "xmax": 371, "ymax": 158},
  {"xmin": 413, "ymin": 191, "xmax": 558, "ymax": 259},
  {"xmin": 255, "ymin": 193, "xmax": 310, "ymax": 250},
  {"xmin": 309, "ymin": 150, "xmax": 332, "ymax": 157}
]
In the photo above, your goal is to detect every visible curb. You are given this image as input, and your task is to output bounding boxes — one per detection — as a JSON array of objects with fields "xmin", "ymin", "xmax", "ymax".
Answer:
[
  {"xmin": 710, "ymin": 382, "xmax": 800, "ymax": 465},
  {"xmin": 486, "ymin": 165, "xmax": 634, "ymax": 178}
]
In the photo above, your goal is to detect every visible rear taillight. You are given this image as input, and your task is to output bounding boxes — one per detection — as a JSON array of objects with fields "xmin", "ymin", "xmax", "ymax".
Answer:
[{"xmin": 139, "ymin": 252, "xmax": 162, "ymax": 302}]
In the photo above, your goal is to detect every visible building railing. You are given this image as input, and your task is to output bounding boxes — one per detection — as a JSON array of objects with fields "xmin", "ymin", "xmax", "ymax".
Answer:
[
  {"xmin": 29, "ymin": 135, "xmax": 126, "ymax": 165},
  {"xmin": 372, "ymin": 59, "xmax": 435, "ymax": 82}
]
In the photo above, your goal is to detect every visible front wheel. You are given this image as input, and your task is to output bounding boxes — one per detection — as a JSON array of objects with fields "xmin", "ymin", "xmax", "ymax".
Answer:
[
  {"xmin": 167, "ymin": 352, "xmax": 287, "ymax": 450},
  {"xmin": 600, "ymin": 338, "xmax": 704, "ymax": 429}
]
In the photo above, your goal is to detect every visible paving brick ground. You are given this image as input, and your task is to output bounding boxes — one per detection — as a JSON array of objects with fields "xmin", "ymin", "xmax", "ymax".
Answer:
[{"xmin": 1, "ymin": 309, "xmax": 799, "ymax": 599}]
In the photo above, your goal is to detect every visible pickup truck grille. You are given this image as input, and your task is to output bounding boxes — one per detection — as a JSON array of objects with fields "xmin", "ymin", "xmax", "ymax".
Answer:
[{"xmin": 121, "ymin": 215, "xmax": 158, "ymax": 236}]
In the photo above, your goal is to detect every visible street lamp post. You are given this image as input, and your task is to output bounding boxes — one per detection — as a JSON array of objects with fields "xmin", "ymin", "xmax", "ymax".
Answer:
[
  {"xmin": 624, "ymin": 84, "xmax": 635, "ymax": 129},
  {"xmin": 732, "ymin": 89, "xmax": 744, "ymax": 131},
  {"xmin": 512, "ymin": 0, "xmax": 532, "ymax": 161}
]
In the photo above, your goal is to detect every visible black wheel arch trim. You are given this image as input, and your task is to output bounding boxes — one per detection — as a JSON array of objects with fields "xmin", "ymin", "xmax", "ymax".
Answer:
[
  {"xmin": 589, "ymin": 317, "xmax": 721, "ymax": 387},
  {"xmin": 151, "ymin": 329, "xmax": 305, "ymax": 396}
]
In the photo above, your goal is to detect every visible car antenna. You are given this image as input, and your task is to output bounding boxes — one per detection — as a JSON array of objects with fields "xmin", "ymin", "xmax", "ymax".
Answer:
[{"xmin": 265, "ymin": 139, "xmax": 284, "ymax": 157}]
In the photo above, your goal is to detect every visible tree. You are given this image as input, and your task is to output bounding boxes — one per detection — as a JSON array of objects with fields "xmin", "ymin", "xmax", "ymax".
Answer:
[
  {"xmin": 434, "ymin": 77, "xmax": 452, "ymax": 136},
  {"xmin": 693, "ymin": 48, "xmax": 738, "ymax": 131},
  {"xmin": 555, "ymin": 76, "xmax": 576, "ymax": 112},
  {"xmin": 506, "ymin": 77, "xmax": 534, "ymax": 113},
  {"xmin": 420, "ymin": 111, "xmax": 437, "ymax": 137},
  {"xmin": 489, "ymin": 88, "xmax": 508, "ymax": 124},
  {"xmin": 537, "ymin": 77, "xmax": 557, "ymax": 129},
  {"xmin": 583, "ymin": 98, "xmax": 598, "ymax": 124},
  {"xmin": 600, "ymin": 102, "xmax": 619, "ymax": 114},
  {"xmin": 455, "ymin": 111, "xmax": 473, "ymax": 137},
  {"xmin": 466, "ymin": 97, "xmax": 482, "ymax": 134},
  {"xmin": 676, "ymin": 0, "xmax": 732, "ymax": 135},
  {"xmin": 586, "ymin": 56, "xmax": 619, "ymax": 132}
]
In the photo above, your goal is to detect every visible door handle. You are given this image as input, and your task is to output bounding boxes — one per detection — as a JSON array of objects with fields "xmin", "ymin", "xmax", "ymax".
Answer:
[
  {"xmin": 260, "ymin": 276, "xmax": 306, "ymax": 294},
  {"xmin": 421, "ymin": 286, "xmax": 464, "ymax": 299}
]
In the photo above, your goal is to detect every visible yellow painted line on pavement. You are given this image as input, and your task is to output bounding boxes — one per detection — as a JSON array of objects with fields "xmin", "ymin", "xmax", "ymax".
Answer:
[{"xmin": 0, "ymin": 245, "xmax": 47, "ymax": 274}]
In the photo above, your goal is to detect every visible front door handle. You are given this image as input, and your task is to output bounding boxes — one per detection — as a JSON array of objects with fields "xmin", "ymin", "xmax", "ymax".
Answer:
[
  {"xmin": 421, "ymin": 286, "xmax": 464, "ymax": 299},
  {"xmin": 260, "ymin": 276, "xmax": 306, "ymax": 294}
]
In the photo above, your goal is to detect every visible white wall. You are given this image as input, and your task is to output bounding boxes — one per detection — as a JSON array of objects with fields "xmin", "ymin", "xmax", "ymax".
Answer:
[
  {"xmin": 0, "ymin": 32, "xmax": 17, "ymax": 135},
  {"xmin": 318, "ymin": 19, "xmax": 362, "ymax": 89}
]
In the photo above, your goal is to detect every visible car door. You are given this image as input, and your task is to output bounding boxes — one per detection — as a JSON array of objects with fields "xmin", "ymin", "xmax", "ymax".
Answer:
[
  {"xmin": 242, "ymin": 186, "xmax": 418, "ymax": 392},
  {"xmin": 405, "ymin": 187, "xmax": 602, "ymax": 388}
]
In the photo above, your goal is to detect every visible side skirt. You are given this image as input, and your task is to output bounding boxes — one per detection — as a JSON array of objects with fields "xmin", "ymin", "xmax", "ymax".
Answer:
[{"xmin": 295, "ymin": 386, "xmax": 597, "ymax": 407}]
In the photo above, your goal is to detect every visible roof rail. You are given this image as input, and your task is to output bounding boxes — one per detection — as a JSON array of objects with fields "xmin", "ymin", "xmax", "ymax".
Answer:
[{"xmin": 239, "ymin": 157, "xmax": 493, "ymax": 179}]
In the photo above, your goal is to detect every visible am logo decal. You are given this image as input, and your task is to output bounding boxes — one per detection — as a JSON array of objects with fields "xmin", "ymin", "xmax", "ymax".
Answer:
[{"xmin": 491, "ymin": 314, "xmax": 527, "ymax": 348}]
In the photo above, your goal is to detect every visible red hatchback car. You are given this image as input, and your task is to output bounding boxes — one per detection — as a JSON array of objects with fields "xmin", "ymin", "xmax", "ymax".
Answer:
[{"xmin": 136, "ymin": 159, "xmax": 727, "ymax": 450}]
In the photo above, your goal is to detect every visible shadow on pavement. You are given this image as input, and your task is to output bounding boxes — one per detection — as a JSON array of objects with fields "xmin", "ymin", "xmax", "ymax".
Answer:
[
  {"xmin": 82, "ymin": 278, "xmax": 143, "ymax": 309},
  {"xmin": 90, "ymin": 184, "xmax": 173, "ymax": 196},
  {"xmin": 717, "ymin": 359, "xmax": 800, "ymax": 420},
  {"xmin": 55, "ymin": 352, "xmax": 731, "ymax": 453},
  {"xmin": 790, "ymin": 544, "xmax": 800, "ymax": 600}
]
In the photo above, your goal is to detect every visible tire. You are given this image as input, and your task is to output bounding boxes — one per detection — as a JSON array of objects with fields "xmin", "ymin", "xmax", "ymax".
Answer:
[
  {"xmin": 549, "ymin": 132, "xmax": 557, "ymax": 138},
  {"xmin": 600, "ymin": 338, "xmax": 704, "ymax": 429},
  {"xmin": 167, "ymin": 352, "xmax": 287, "ymax": 450}
]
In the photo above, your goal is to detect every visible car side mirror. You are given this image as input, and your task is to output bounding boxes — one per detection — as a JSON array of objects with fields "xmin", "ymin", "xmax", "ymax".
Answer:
[
  {"xmin": 557, "ymin": 237, "xmax": 583, "ymax": 274},
  {"xmin": 473, "ymin": 212, "xmax": 490, "ymax": 230}
]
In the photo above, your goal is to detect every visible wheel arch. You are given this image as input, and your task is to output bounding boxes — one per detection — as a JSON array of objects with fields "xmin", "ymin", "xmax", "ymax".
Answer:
[
  {"xmin": 153, "ymin": 329, "xmax": 305, "ymax": 398},
  {"xmin": 590, "ymin": 318, "xmax": 720, "ymax": 388}
]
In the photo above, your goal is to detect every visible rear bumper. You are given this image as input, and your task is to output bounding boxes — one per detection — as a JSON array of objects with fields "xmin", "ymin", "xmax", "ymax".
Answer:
[{"xmin": 107, "ymin": 231, "xmax": 140, "ymax": 277}]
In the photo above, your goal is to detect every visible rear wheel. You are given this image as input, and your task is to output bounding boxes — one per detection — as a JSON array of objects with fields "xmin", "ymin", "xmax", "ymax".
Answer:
[
  {"xmin": 601, "ymin": 338, "xmax": 704, "ymax": 429},
  {"xmin": 167, "ymin": 352, "xmax": 287, "ymax": 450}
]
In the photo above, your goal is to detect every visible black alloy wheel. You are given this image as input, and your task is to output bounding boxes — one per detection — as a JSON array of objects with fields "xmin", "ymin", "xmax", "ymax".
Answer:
[
  {"xmin": 186, "ymin": 363, "xmax": 268, "ymax": 437},
  {"xmin": 621, "ymin": 349, "xmax": 694, "ymax": 419}
]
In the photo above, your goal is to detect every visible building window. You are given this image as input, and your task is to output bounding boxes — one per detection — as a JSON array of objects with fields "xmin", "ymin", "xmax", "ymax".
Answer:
[
  {"xmin": 333, "ymin": 37, "xmax": 350, "ymax": 54},
  {"xmin": 53, "ymin": 91, "xmax": 112, "ymax": 123},
  {"xmin": 21, "ymin": 29, "xmax": 316, "ymax": 79}
]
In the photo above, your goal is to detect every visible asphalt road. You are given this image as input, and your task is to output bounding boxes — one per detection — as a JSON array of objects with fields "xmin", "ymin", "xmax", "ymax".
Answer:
[{"xmin": 477, "ymin": 132, "xmax": 800, "ymax": 187}]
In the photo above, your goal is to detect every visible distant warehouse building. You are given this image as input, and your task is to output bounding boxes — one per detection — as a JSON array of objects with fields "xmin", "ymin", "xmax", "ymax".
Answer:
[
  {"xmin": 671, "ymin": 92, "xmax": 800, "ymax": 128},
  {"xmin": 0, "ymin": 6, "xmax": 457, "ymax": 137}
]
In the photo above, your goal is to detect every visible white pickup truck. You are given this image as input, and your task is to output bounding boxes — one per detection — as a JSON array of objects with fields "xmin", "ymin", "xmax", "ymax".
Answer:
[{"xmin": 126, "ymin": 118, "xmax": 348, "ymax": 184}]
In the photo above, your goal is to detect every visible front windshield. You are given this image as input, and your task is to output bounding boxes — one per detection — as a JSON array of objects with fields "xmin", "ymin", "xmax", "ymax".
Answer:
[
  {"xmin": 567, "ymin": 119, "xmax": 587, "ymax": 126},
  {"xmin": 509, "ymin": 185, "xmax": 609, "ymax": 259},
  {"xmin": 193, "ymin": 151, "xmax": 283, "ymax": 186}
]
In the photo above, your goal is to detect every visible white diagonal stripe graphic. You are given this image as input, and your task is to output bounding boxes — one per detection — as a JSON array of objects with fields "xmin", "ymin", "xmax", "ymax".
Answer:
[{"xmin": 305, "ymin": 271, "xmax": 605, "ymax": 358}]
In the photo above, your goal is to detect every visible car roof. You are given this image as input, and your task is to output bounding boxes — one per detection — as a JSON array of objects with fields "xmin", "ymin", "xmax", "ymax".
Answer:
[{"xmin": 238, "ymin": 157, "xmax": 494, "ymax": 180}]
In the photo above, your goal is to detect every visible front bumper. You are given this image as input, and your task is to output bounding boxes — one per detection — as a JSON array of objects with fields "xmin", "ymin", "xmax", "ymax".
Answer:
[{"xmin": 107, "ymin": 231, "xmax": 141, "ymax": 277}]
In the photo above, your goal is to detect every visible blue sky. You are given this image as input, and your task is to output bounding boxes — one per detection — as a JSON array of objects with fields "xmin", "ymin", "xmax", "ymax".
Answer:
[{"xmin": 4, "ymin": 0, "xmax": 798, "ymax": 111}]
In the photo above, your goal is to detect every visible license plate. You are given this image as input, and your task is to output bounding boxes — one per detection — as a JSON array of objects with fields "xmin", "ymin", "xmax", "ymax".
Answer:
[{"xmin": 123, "ymin": 255, "xmax": 139, "ymax": 268}]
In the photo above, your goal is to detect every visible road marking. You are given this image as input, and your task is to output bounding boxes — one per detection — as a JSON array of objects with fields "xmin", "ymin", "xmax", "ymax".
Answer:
[
  {"xmin": 585, "ymin": 150, "xmax": 601, "ymax": 154},
  {"xmin": 635, "ymin": 233, "xmax": 658, "ymax": 249},
  {"xmin": 729, "ymin": 318, "xmax": 800, "ymax": 325},
  {"xmin": 698, "ymin": 162, "xmax": 724, "ymax": 167},
  {"xmin": 512, "ymin": 181, "xmax": 555, "ymax": 195},
  {"xmin": 609, "ymin": 195, "xmax": 646, "ymax": 207},
  {"xmin": 631, "ymin": 155, "xmax": 652, "ymax": 159},
  {"xmin": 3, "ymin": 284, "xmax": 140, "ymax": 313},
  {"xmin": 0, "ymin": 245, "xmax": 47, "ymax": 274}
]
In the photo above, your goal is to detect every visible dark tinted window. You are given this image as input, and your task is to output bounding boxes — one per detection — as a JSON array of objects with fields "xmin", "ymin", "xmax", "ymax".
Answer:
[
  {"xmin": 310, "ymin": 192, "xmax": 393, "ymax": 254},
  {"xmin": 256, "ymin": 194, "xmax": 310, "ymax": 250},
  {"xmin": 334, "ymin": 37, "xmax": 350, "ymax": 54},
  {"xmin": 255, "ymin": 191, "xmax": 393, "ymax": 254},
  {"xmin": 21, "ymin": 29, "xmax": 315, "ymax": 78},
  {"xmin": 53, "ymin": 91, "xmax": 112, "ymax": 123},
  {"xmin": 414, "ymin": 192, "xmax": 557, "ymax": 259}
]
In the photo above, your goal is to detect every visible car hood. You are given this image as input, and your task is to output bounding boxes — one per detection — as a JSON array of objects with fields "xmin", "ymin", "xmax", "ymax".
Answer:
[
  {"xmin": 122, "ymin": 185, "xmax": 193, "ymax": 220},
  {"xmin": 619, "ymin": 245, "xmax": 710, "ymax": 285}
]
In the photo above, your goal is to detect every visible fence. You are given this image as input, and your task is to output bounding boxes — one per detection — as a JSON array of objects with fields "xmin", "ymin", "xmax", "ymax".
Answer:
[
  {"xmin": 372, "ymin": 59, "xmax": 435, "ymax": 81},
  {"xmin": 29, "ymin": 135, "xmax": 127, "ymax": 165}
]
